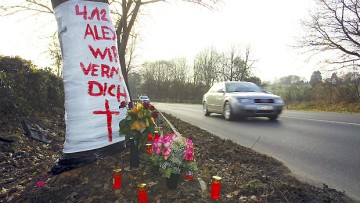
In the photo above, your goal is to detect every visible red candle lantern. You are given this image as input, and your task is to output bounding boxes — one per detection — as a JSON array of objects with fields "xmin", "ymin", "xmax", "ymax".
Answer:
[
  {"xmin": 137, "ymin": 183, "xmax": 149, "ymax": 203},
  {"xmin": 112, "ymin": 169, "xmax": 121, "ymax": 189},
  {"xmin": 185, "ymin": 170, "xmax": 194, "ymax": 180},
  {"xmin": 210, "ymin": 176, "xmax": 222, "ymax": 200},
  {"xmin": 154, "ymin": 130, "xmax": 160, "ymax": 140},
  {"xmin": 146, "ymin": 143, "xmax": 152, "ymax": 155},
  {"xmin": 147, "ymin": 134, "xmax": 153, "ymax": 142}
]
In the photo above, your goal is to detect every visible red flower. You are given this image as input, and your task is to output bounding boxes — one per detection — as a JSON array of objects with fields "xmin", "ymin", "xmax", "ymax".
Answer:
[
  {"xmin": 151, "ymin": 111, "xmax": 159, "ymax": 118},
  {"xmin": 149, "ymin": 105, "xmax": 155, "ymax": 111},
  {"xmin": 119, "ymin": 101, "xmax": 126, "ymax": 109},
  {"xmin": 143, "ymin": 102, "xmax": 150, "ymax": 109},
  {"xmin": 128, "ymin": 102, "xmax": 134, "ymax": 109}
]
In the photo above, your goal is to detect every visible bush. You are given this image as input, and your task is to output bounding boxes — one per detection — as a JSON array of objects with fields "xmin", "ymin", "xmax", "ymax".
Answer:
[{"xmin": 0, "ymin": 55, "xmax": 64, "ymax": 117}]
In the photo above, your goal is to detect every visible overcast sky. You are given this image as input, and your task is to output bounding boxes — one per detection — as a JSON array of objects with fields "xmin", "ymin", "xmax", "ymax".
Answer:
[{"xmin": 0, "ymin": 0, "xmax": 318, "ymax": 82}]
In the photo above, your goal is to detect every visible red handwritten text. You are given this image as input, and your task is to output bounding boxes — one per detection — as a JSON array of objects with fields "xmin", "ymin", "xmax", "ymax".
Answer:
[
  {"xmin": 88, "ymin": 45, "xmax": 118, "ymax": 63},
  {"xmin": 74, "ymin": 3, "xmax": 125, "ymax": 142},
  {"xmin": 75, "ymin": 5, "xmax": 109, "ymax": 22},
  {"xmin": 80, "ymin": 62, "xmax": 119, "ymax": 78},
  {"xmin": 84, "ymin": 24, "xmax": 116, "ymax": 41},
  {"xmin": 93, "ymin": 99, "xmax": 119, "ymax": 142},
  {"xmin": 88, "ymin": 81, "xmax": 127, "ymax": 102}
]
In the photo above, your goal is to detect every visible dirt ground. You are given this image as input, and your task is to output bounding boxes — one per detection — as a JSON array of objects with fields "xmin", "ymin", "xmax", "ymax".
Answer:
[{"xmin": 0, "ymin": 111, "xmax": 355, "ymax": 203}]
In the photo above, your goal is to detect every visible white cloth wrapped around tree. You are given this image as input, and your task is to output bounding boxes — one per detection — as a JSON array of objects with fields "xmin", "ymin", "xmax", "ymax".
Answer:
[{"xmin": 54, "ymin": 0, "xmax": 129, "ymax": 153}]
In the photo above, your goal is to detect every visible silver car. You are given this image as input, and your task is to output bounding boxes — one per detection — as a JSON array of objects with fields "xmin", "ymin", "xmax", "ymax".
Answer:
[
  {"xmin": 138, "ymin": 95, "xmax": 150, "ymax": 103},
  {"xmin": 202, "ymin": 81, "xmax": 284, "ymax": 120}
]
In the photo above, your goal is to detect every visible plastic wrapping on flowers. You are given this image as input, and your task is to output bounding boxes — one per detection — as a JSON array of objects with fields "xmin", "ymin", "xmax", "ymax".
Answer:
[
  {"xmin": 119, "ymin": 101, "xmax": 159, "ymax": 149},
  {"xmin": 149, "ymin": 133, "xmax": 198, "ymax": 178}
]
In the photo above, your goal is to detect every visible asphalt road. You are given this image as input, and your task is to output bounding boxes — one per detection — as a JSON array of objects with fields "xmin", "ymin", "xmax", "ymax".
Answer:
[{"xmin": 155, "ymin": 103, "xmax": 360, "ymax": 200}]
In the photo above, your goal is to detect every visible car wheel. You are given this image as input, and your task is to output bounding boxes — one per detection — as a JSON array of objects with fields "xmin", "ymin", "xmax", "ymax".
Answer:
[
  {"xmin": 268, "ymin": 115, "xmax": 278, "ymax": 121},
  {"xmin": 224, "ymin": 101, "xmax": 234, "ymax": 121},
  {"xmin": 203, "ymin": 102, "xmax": 210, "ymax": 116}
]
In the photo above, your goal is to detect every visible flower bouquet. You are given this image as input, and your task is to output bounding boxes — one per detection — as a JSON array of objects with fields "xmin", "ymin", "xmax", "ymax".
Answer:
[
  {"xmin": 149, "ymin": 133, "xmax": 198, "ymax": 180},
  {"xmin": 119, "ymin": 101, "xmax": 159, "ymax": 150}
]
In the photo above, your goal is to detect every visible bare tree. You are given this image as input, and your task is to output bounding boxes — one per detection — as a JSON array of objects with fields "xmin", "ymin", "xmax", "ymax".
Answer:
[
  {"xmin": 1, "ymin": 0, "xmax": 220, "ymax": 99},
  {"xmin": 193, "ymin": 46, "xmax": 221, "ymax": 89},
  {"xmin": 301, "ymin": 0, "xmax": 360, "ymax": 70},
  {"xmin": 220, "ymin": 45, "xmax": 255, "ymax": 81},
  {"xmin": 48, "ymin": 33, "xmax": 62, "ymax": 77},
  {"xmin": 74, "ymin": 0, "xmax": 220, "ymax": 91},
  {"xmin": 0, "ymin": 0, "xmax": 53, "ymax": 16}
]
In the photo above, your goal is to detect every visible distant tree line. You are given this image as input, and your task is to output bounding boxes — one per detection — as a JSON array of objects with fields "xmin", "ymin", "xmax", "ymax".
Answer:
[
  {"xmin": 128, "ymin": 46, "xmax": 260, "ymax": 103},
  {"xmin": 1, "ymin": 54, "xmax": 359, "ymax": 115},
  {"xmin": 268, "ymin": 71, "xmax": 360, "ymax": 106}
]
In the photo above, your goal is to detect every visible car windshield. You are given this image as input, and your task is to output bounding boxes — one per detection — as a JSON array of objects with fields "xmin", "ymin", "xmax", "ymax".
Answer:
[{"xmin": 226, "ymin": 82, "xmax": 263, "ymax": 93}]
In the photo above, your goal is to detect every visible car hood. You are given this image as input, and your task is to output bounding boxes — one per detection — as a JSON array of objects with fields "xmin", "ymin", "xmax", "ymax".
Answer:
[{"xmin": 227, "ymin": 92, "xmax": 280, "ymax": 99}]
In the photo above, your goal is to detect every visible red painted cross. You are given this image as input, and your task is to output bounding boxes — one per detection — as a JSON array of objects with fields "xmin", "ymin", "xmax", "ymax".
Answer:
[{"xmin": 93, "ymin": 99, "xmax": 120, "ymax": 142}]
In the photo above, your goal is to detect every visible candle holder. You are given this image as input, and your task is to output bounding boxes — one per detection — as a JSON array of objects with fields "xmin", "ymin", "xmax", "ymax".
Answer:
[
  {"xmin": 145, "ymin": 143, "xmax": 152, "ymax": 155},
  {"xmin": 147, "ymin": 134, "xmax": 153, "ymax": 142},
  {"xmin": 154, "ymin": 130, "xmax": 160, "ymax": 140},
  {"xmin": 137, "ymin": 183, "xmax": 149, "ymax": 203},
  {"xmin": 210, "ymin": 176, "xmax": 222, "ymax": 200},
  {"xmin": 112, "ymin": 169, "xmax": 121, "ymax": 189},
  {"xmin": 185, "ymin": 170, "xmax": 194, "ymax": 180}
]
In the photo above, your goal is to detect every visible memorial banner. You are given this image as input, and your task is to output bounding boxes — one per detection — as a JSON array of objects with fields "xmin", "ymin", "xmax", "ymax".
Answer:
[{"xmin": 54, "ymin": 0, "xmax": 128, "ymax": 153}]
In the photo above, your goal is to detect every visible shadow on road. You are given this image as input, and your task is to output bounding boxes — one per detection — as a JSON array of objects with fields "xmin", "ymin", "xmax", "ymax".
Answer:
[{"xmin": 208, "ymin": 113, "xmax": 284, "ymax": 127}]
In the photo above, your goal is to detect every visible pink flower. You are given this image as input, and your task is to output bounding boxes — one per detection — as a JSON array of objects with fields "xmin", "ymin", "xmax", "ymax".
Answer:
[
  {"xmin": 36, "ymin": 180, "xmax": 45, "ymax": 187},
  {"xmin": 163, "ymin": 135, "xmax": 173, "ymax": 148},
  {"xmin": 184, "ymin": 146, "xmax": 194, "ymax": 161},
  {"xmin": 153, "ymin": 137, "xmax": 163, "ymax": 147},
  {"xmin": 184, "ymin": 153, "xmax": 194, "ymax": 162},
  {"xmin": 169, "ymin": 134, "xmax": 177, "ymax": 140},
  {"xmin": 162, "ymin": 147, "xmax": 171, "ymax": 160},
  {"xmin": 163, "ymin": 140, "xmax": 172, "ymax": 148},
  {"xmin": 185, "ymin": 147, "xmax": 194, "ymax": 154},
  {"xmin": 186, "ymin": 138, "xmax": 193, "ymax": 148},
  {"xmin": 153, "ymin": 146, "xmax": 161, "ymax": 155}
]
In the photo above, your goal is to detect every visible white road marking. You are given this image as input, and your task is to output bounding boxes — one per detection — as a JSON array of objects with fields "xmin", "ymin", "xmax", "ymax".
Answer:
[{"xmin": 281, "ymin": 116, "xmax": 360, "ymax": 127}]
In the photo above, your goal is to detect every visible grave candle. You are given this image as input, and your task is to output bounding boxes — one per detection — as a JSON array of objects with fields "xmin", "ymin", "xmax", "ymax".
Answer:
[
  {"xmin": 137, "ymin": 183, "xmax": 148, "ymax": 203},
  {"xmin": 146, "ymin": 143, "xmax": 152, "ymax": 155},
  {"xmin": 210, "ymin": 176, "xmax": 222, "ymax": 200},
  {"xmin": 112, "ymin": 169, "xmax": 121, "ymax": 189}
]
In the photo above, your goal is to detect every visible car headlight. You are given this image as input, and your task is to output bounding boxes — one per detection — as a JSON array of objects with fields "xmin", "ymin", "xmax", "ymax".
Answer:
[
  {"xmin": 274, "ymin": 98, "xmax": 284, "ymax": 104},
  {"xmin": 238, "ymin": 98, "xmax": 251, "ymax": 103}
]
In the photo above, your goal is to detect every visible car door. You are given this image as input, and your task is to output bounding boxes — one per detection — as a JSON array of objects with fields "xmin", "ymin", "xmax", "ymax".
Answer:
[
  {"xmin": 205, "ymin": 85, "xmax": 217, "ymax": 111},
  {"xmin": 213, "ymin": 83, "xmax": 225, "ymax": 113}
]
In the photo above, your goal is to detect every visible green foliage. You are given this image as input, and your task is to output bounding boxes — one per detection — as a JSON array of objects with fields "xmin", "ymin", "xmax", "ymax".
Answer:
[
  {"xmin": 149, "ymin": 134, "xmax": 198, "ymax": 178},
  {"xmin": 268, "ymin": 73, "xmax": 360, "ymax": 113},
  {"xmin": 310, "ymin": 71, "xmax": 322, "ymax": 85},
  {"xmin": 0, "ymin": 55, "xmax": 64, "ymax": 117},
  {"xmin": 287, "ymin": 101, "xmax": 360, "ymax": 113}
]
